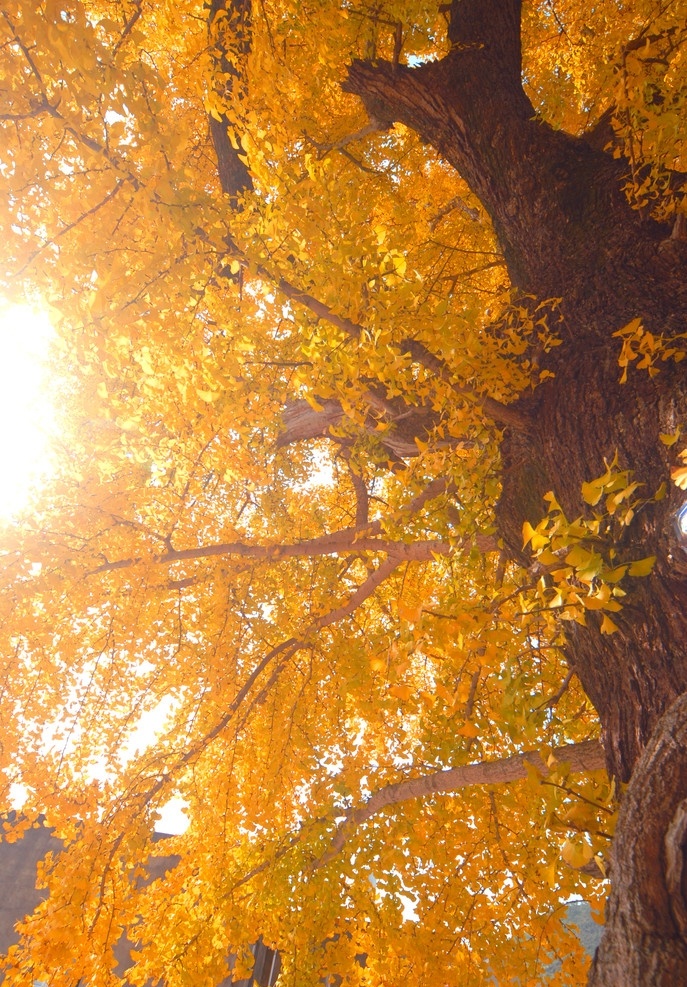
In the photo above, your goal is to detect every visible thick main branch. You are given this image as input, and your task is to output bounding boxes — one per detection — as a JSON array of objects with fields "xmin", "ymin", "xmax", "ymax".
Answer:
[
  {"xmin": 342, "ymin": 1, "xmax": 657, "ymax": 324},
  {"xmin": 313, "ymin": 739, "xmax": 605, "ymax": 869},
  {"xmin": 91, "ymin": 524, "xmax": 497, "ymax": 576}
]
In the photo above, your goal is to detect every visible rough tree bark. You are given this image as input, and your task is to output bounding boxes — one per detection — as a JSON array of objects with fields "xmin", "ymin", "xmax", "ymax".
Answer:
[
  {"xmin": 339, "ymin": 0, "xmax": 687, "ymax": 982},
  {"xmin": 588, "ymin": 694, "xmax": 687, "ymax": 984}
]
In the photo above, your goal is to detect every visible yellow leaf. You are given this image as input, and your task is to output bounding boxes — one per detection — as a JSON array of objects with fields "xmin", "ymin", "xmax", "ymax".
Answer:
[
  {"xmin": 660, "ymin": 428, "xmax": 681, "ymax": 446},
  {"xmin": 561, "ymin": 839, "xmax": 594, "ymax": 869},
  {"xmin": 565, "ymin": 545, "xmax": 592, "ymax": 569},
  {"xmin": 628, "ymin": 556, "xmax": 656, "ymax": 577},
  {"xmin": 672, "ymin": 466, "xmax": 687, "ymax": 490},
  {"xmin": 457, "ymin": 721, "xmax": 479, "ymax": 738},
  {"xmin": 523, "ymin": 520, "xmax": 549, "ymax": 552},
  {"xmin": 196, "ymin": 388, "xmax": 220, "ymax": 402},
  {"xmin": 600, "ymin": 614, "xmax": 620, "ymax": 635},
  {"xmin": 304, "ymin": 393, "xmax": 325, "ymax": 411},
  {"xmin": 389, "ymin": 684, "xmax": 413, "ymax": 702},
  {"xmin": 590, "ymin": 899, "xmax": 606, "ymax": 924},
  {"xmin": 542, "ymin": 860, "xmax": 557, "ymax": 889},
  {"xmin": 393, "ymin": 254, "xmax": 407, "ymax": 277},
  {"xmin": 581, "ymin": 480, "xmax": 603, "ymax": 506},
  {"xmin": 533, "ymin": 532, "xmax": 552, "ymax": 552},
  {"xmin": 522, "ymin": 520, "xmax": 536, "ymax": 547},
  {"xmin": 603, "ymin": 564, "xmax": 628, "ymax": 583},
  {"xmin": 594, "ymin": 854, "xmax": 607, "ymax": 879},
  {"xmin": 613, "ymin": 316, "xmax": 643, "ymax": 339},
  {"xmin": 397, "ymin": 600, "xmax": 422, "ymax": 623},
  {"xmin": 435, "ymin": 683, "xmax": 455, "ymax": 705}
]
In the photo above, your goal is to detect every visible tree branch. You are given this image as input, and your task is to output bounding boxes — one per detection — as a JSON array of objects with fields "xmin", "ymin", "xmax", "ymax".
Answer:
[
  {"xmin": 445, "ymin": 0, "xmax": 523, "ymax": 84},
  {"xmin": 342, "ymin": 456, "xmax": 369, "ymax": 528},
  {"xmin": 90, "ymin": 477, "xmax": 496, "ymax": 577},
  {"xmin": 312, "ymin": 739, "xmax": 605, "ymax": 870},
  {"xmin": 429, "ymin": 194, "xmax": 480, "ymax": 229},
  {"xmin": 113, "ymin": 0, "xmax": 143, "ymax": 56},
  {"xmin": 207, "ymin": 0, "xmax": 254, "ymax": 199},
  {"xmin": 400, "ymin": 338, "xmax": 530, "ymax": 431},
  {"xmin": 268, "ymin": 265, "xmax": 531, "ymax": 431},
  {"xmin": 276, "ymin": 398, "xmax": 344, "ymax": 446},
  {"xmin": 341, "ymin": 0, "xmax": 642, "ymax": 308},
  {"xmin": 312, "ymin": 557, "xmax": 400, "ymax": 630},
  {"xmin": 272, "ymin": 274, "xmax": 364, "ymax": 339},
  {"xmin": 16, "ymin": 181, "xmax": 126, "ymax": 276},
  {"xmin": 91, "ymin": 530, "xmax": 452, "ymax": 575},
  {"xmin": 173, "ymin": 560, "xmax": 405, "ymax": 775}
]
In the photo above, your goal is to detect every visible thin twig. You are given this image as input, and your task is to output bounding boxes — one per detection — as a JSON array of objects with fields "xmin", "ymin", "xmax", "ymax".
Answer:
[{"xmin": 535, "ymin": 668, "xmax": 575, "ymax": 710}]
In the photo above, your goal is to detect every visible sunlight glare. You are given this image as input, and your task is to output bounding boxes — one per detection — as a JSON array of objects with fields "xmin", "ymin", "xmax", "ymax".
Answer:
[{"xmin": 0, "ymin": 302, "xmax": 56, "ymax": 518}]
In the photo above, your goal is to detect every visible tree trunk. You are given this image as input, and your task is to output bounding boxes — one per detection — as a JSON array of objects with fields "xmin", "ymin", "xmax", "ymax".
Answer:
[
  {"xmin": 344, "ymin": 1, "xmax": 687, "ymax": 982},
  {"xmin": 588, "ymin": 693, "xmax": 687, "ymax": 984}
]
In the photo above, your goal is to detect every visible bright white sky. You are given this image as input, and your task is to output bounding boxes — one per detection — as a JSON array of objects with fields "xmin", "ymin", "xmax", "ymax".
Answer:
[
  {"xmin": 0, "ymin": 301, "xmax": 190, "ymax": 833},
  {"xmin": 0, "ymin": 302, "xmax": 56, "ymax": 519}
]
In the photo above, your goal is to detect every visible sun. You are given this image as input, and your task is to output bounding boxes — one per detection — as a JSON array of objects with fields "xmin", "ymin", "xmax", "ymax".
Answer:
[{"xmin": 0, "ymin": 301, "xmax": 56, "ymax": 519}]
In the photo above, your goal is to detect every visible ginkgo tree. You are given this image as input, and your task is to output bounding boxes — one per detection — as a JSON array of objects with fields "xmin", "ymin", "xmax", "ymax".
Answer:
[{"xmin": 1, "ymin": 0, "xmax": 687, "ymax": 983}]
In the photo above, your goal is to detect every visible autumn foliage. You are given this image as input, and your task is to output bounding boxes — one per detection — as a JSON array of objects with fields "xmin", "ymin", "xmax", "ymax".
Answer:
[{"xmin": 1, "ymin": 0, "xmax": 687, "ymax": 984}]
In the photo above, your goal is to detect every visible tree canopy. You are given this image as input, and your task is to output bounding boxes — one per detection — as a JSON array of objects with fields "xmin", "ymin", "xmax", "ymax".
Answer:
[{"xmin": 1, "ymin": 0, "xmax": 687, "ymax": 984}]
